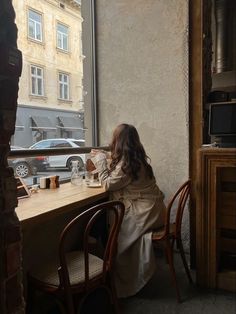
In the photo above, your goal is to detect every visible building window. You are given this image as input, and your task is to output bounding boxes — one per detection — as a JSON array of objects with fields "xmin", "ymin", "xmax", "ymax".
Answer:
[
  {"xmin": 57, "ymin": 23, "xmax": 69, "ymax": 51},
  {"xmin": 30, "ymin": 65, "xmax": 44, "ymax": 96},
  {"xmin": 28, "ymin": 9, "xmax": 42, "ymax": 41},
  {"xmin": 59, "ymin": 73, "xmax": 69, "ymax": 100}
]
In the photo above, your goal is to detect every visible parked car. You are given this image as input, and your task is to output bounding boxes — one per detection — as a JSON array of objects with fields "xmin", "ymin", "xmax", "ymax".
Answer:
[
  {"xmin": 29, "ymin": 139, "xmax": 86, "ymax": 170},
  {"xmin": 8, "ymin": 146, "xmax": 49, "ymax": 178}
]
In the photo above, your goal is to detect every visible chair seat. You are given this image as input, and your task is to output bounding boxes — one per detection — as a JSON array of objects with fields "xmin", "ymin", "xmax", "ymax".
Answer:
[
  {"xmin": 152, "ymin": 223, "xmax": 176, "ymax": 241},
  {"xmin": 30, "ymin": 251, "xmax": 103, "ymax": 287}
]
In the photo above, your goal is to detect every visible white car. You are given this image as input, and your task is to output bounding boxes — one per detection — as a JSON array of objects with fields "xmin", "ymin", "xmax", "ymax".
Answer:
[{"xmin": 29, "ymin": 138, "xmax": 86, "ymax": 170}]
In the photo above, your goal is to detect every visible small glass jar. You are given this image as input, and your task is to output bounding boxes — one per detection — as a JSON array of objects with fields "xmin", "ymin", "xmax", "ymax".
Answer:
[{"xmin": 70, "ymin": 160, "xmax": 83, "ymax": 186}]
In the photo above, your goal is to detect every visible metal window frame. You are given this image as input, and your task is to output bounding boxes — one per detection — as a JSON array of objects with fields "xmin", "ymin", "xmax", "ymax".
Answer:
[
  {"xmin": 82, "ymin": 0, "xmax": 98, "ymax": 146},
  {"xmin": 90, "ymin": 0, "xmax": 98, "ymax": 146},
  {"xmin": 8, "ymin": 146, "xmax": 109, "ymax": 159}
]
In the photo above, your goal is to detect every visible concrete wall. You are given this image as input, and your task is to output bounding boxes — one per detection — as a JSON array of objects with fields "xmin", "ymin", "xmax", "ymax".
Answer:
[{"xmin": 95, "ymin": 0, "xmax": 190, "ymax": 244}]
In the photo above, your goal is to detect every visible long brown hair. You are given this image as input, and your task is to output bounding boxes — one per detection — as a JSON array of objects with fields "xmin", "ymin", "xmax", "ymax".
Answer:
[{"xmin": 109, "ymin": 124, "xmax": 154, "ymax": 180}]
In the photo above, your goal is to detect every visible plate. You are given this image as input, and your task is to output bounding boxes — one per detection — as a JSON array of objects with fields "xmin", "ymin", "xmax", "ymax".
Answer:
[{"xmin": 86, "ymin": 182, "xmax": 102, "ymax": 188}]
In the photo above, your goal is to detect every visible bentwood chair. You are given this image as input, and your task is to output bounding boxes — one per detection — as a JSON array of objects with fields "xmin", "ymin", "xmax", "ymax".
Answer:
[
  {"xmin": 152, "ymin": 180, "xmax": 192, "ymax": 302},
  {"xmin": 26, "ymin": 200, "xmax": 125, "ymax": 314}
]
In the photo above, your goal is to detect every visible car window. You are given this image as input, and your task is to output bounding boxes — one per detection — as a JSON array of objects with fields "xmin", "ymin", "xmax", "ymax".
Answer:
[
  {"xmin": 32, "ymin": 141, "xmax": 52, "ymax": 149},
  {"xmin": 52, "ymin": 140, "xmax": 71, "ymax": 148},
  {"xmin": 72, "ymin": 140, "xmax": 84, "ymax": 147}
]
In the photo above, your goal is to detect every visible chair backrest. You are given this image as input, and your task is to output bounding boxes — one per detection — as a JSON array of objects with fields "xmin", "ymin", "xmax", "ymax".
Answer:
[
  {"xmin": 58, "ymin": 200, "xmax": 125, "ymax": 290},
  {"xmin": 164, "ymin": 180, "xmax": 191, "ymax": 236}
]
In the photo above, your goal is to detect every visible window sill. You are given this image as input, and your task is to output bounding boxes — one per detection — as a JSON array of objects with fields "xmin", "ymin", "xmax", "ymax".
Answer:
[
  {"xmin": 56, "ymin": 47, "xmax": 70, "ymax": 55},
  {"xmin": 28, "ymin": 37, "xmax": 45, "ymax": 46},
  {"xmin": 58, "ymin": 98, "xmax": 72, "ymax": 104},
  {"xmin": 29, "ymin": 94, "xmax": 47, "ymax": 101}
]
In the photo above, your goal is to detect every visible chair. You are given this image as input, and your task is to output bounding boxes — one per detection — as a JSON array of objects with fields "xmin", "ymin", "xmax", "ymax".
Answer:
[
  {"xmin": 152, "ymin": 180, "xmax": 192, "ymax": 302},
  {"xmin": 26, "ymin": 200, "xmax": 125, "ymax": 314}
]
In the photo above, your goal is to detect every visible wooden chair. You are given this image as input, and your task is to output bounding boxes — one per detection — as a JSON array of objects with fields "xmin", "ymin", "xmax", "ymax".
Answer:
[
  {"xmin": 152, "ymin": 180, "xmax": 192, "ymax": 302},
  {"xmin": 26, "ymin": 200, "xmax": 125, "ymax": 314}
]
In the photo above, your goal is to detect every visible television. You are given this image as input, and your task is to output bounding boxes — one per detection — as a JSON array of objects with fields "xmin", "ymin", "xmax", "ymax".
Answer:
[{"xmin": 209, "ymin": 102, "xmax": 236, "ymax": 147}]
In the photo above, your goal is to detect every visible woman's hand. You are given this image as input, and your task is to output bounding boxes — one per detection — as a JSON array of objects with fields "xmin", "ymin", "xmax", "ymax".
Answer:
[
  {"xmin": 90, "ymin": 149, "xmax": 110, "ymax": 159},
  {"xmin": 90, "ymin": 149, "xmax": 102, "ymax": 157}
]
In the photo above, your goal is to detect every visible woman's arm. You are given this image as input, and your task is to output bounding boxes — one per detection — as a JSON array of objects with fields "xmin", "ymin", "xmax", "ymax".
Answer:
[{"xmin": 91, "ymin": 153, "xmax": 131, "ymax": 191}]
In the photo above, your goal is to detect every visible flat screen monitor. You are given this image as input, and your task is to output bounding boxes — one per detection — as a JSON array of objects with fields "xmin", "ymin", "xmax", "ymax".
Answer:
[{"xmin": 209, "ymin": 102, "xmax": 236, "ymax": 136}]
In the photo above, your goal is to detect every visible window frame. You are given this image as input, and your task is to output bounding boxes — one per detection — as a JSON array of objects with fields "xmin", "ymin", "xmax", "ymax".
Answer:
[
  {"xmin": 11, "ymin": 0, "xmax": 99, "ymax": 168},
  {"xmin": 58, "ymin": 72, "xmax": 70, "ymax": 101},
  {"xmin": 56, "ymin": 22, "xmax": 69, "ymax": 51},
  {"xmin": 30, "ymin": 64, "xmax": 45, "ymax": 97},
  {"xmin": 82, "ymin": 0, "xmax": 98, "ymax": 146},
  {"xmin": 28, "ymin": 8, "xmax": 43, "ymax": 42}
]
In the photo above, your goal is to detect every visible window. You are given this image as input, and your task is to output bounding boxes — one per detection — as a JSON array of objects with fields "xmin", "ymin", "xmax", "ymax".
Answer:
[
  {"xmin": 59, "ymin": 73, "xmax": 69, "ymax": 100},
  {"xmin": 52, "ymin": 140, "xmax": 71, "ymax": 148},
  {"xmin": 12, "ymin": 0, "xmax": 98, "ymax": 185},
  {"xmin": 57, "ymin": 23, "xmax": 69, "ymax": 51},
  {"xmin": 30, "ymin": 65, "xmax": 44, "ymax": 96},
  {"xmin": 30, "ymin": 140, "xmax": 51, "ymax": 149},
  {"xmin": 28, "ymin": 9, "xmax": 42, "ymax": 41}
]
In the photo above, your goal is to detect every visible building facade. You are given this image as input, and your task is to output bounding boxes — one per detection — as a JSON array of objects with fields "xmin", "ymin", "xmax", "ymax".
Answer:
[{"xmin": 12, "ymin": 0, "xmax": 84, "ymax": 147}]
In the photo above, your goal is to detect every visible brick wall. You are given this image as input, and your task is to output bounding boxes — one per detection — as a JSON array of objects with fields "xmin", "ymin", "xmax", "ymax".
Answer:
[{"xmin": 0, "ymin": 0, "xmax": 24, "ymax": 313}]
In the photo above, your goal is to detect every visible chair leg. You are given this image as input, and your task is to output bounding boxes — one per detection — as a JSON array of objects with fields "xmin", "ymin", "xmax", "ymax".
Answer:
[
  {"xmin": 176, "ymin": 238, "xmax": 193, "ymax": 283},
  {"xmin": 165, "ymin": 240, "xmax": 181, "ymax": 303},
  {"xmin": 109, "ymin": 276, "xmax": 120, "ymax": 314},
  {"xmin": 25, "ymin": 279, "xmax": 35, "ymax": 314}
]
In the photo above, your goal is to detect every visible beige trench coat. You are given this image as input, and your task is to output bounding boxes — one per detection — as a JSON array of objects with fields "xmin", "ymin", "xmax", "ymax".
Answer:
[{"xmin": 92, "ymin": 154, "xmax": 166, "ymax": 298}]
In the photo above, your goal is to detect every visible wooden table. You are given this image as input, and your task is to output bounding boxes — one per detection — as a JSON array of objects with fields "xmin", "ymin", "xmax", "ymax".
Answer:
[
  {"xmin": 16, "ymin": 181, "xmax": 108, "ymax": 229},
  {"xmin": 17, "ymin": 182, "xmax": 108, "ymax": 295}
]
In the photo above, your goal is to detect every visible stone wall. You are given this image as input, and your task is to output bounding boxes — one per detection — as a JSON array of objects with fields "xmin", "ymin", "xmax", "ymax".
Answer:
[{"xmin": 0, "ymin": 0, "xmax": 24, "ymax": 312}]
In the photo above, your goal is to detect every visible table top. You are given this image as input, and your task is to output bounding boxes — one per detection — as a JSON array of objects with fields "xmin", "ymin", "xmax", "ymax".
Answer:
[{"xmin": 16, "ymin": 181, "xmax": 108, "ymax": 229}]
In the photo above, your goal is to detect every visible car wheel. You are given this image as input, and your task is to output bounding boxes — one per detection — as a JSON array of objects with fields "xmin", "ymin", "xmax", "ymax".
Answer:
[
  {"xmin": 67, "ymin": 157, "xmax": 84, "ymax": 171},
  {"xmin": 14, "ymin": 162, "xmax": 31, "ymax": 178}
]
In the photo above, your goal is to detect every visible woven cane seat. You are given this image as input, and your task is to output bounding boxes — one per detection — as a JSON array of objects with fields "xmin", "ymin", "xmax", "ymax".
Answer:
[{"xmin": 31, "ymin": 250, "xmax": 103, "ymax": 287}]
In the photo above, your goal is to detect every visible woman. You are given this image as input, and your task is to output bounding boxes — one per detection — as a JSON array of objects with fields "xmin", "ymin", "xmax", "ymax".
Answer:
[{"xmin": 91, "ymin": 124, "xmax": 166, "ymax": 298}]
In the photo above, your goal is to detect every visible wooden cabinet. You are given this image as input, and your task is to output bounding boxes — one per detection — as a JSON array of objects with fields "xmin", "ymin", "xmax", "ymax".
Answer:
[{"xmin": 196, "ymin": 148, "xmax": 236, "ymax": 292}]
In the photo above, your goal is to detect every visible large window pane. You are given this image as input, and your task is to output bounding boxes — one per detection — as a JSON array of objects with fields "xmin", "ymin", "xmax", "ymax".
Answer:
[{"xmin": 12, "ymin": 0, "xmax": 97, "ymax": 185}]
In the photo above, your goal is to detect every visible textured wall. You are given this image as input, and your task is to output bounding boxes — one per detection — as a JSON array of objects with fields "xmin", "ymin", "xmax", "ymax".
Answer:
[
  {"xmin": 0, "ymin": 0, "xmax": 25, "ymax": 312},
  {"xmin": 96, "ymin": 0, "xmax": 190, "ymax": 245}
]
